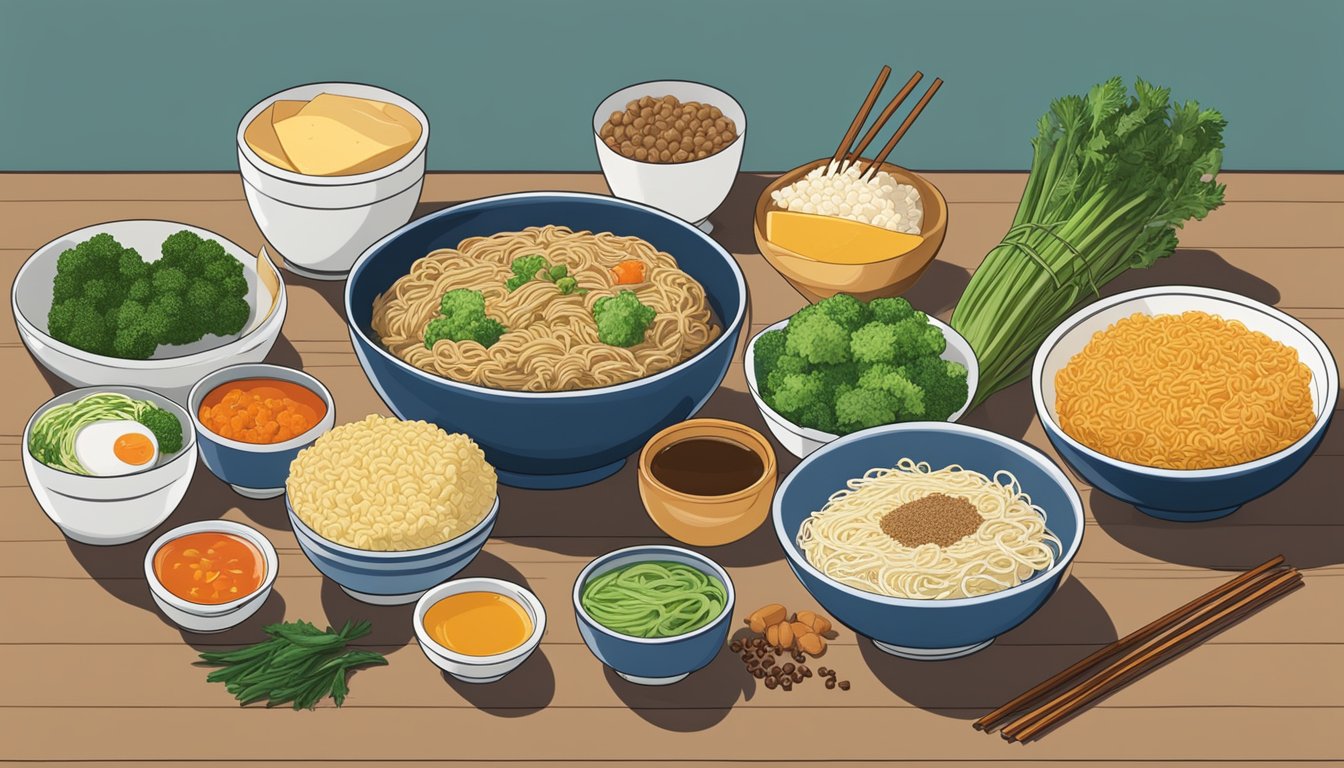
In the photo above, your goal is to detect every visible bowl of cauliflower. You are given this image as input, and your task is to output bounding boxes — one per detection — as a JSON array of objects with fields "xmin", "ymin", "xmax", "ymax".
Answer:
[{"xmin": 746, "ymin": 294, "xmax": 978, "ymax": 458}]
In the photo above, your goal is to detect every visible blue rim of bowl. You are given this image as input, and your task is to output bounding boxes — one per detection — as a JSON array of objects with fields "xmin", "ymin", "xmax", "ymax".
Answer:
[
  {"xmin": 572, "ymin": 544, "xmax": 735, "ymax": 644},
  {"xmin": 187, "ymin": 363, "xmax": 335, "ymax": 454},
  {"xmin": 22, "ymin": 385, "xmax": 199, "ymax": 480},
  {"xmin": 771, "ymin": 421, "xmax": 1085, "ymax": 608},
  {"xmin": 591, "ymin": 79, "xmax": 748, "ymax": 155},
  {"xmin": 413, "ymin": 577, "xmax": 547, "ymax": 666},
  {"xmin": 743, "ymin": 316, "xmax": 979, "ymax": 442},
  {"xmin": 1031, "ymin": 285, "xmax": 1341, "ymax": 479},
  {"xmin": 13, "ymin": 219, "xmax": 287, "ymax": 365},
  {"xmin": 287, "ymin": 494, "xmax": 500, "ymax": 559},
  {"xmin": 143, "ymin": 519, "xmax": 279, "ymax": 615},
  {"xmin": 235, "ymin": 81, "xmax": 431, "ymax": 188},
  {"xmin": 343, "ymin": 191, "xmax": 749, "ymax": 400}
]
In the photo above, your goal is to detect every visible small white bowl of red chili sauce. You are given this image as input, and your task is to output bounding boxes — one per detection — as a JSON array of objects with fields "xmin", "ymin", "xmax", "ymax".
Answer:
[
  {"xmin": 144, "ymin": 520, "xmax": 279, "ymax": 633},
  {"xmin": 187, "ymin": 363, "xmax": 335, "ymax": 499}
]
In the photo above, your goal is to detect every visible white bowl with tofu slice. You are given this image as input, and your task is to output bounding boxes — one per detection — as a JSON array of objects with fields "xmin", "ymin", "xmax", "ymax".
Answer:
[{"xmin": 237, "ymin": 82, "xmax": 429, "ymax": 281}]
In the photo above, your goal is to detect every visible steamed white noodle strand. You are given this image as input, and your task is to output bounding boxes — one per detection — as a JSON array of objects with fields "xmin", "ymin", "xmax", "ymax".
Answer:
[{"xmin": 797, "ymin": 459, "xmax": 1060, "ymax": 599}]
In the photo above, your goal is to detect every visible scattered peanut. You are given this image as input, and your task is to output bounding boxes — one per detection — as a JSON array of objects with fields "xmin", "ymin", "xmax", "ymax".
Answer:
[
  {"xmin": 811, "ymin": 615, "xmax": 833, "ymax": 635},
  {"xmin": 777, "ymin": 620, "xmax": 795, "ymax": 649},
  {"xmin": 765, "ymin": 623, "xmax": 780, "ymax": 648},
  {"xmin": 795, "ymin": 610, "xmax": 818, "ymax": 628},
  {"xmin": 797, "ymin": 631, "xmax": 825, "ymax": 656},
  {"xmin": 746, "ymin": 603, "xmax": 787, "ymax": 634}
]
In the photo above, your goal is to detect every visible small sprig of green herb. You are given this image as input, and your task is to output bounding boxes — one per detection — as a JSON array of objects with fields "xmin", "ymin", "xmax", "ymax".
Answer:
[
  {"xmin": 505, "ymin": 254, "xmax": 587, "ymax": 294},
  {"xmin": 196, "ymin": 619, "xmax": 387, "ymax": 710}
]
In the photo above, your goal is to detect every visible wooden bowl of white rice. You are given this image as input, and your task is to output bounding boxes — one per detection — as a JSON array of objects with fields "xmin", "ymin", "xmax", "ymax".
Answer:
[{"xmin": 753, "ymin": 158, "xmax": 947, "ymax": 303}]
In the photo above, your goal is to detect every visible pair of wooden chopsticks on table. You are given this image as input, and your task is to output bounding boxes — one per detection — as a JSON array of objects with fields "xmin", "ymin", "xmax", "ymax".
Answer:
[
  {"xmin": 976, "ymin": 555, "xmax": 1304, "ymax": 743},
  {"xmin": 831, "ymin": 66, "xmax": 942, "ymax": 180}
]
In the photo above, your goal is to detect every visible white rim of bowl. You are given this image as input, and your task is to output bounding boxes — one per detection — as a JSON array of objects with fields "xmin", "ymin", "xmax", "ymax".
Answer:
[
  {"xmin": 1031, "ymin": 285, "xmax": 1341, "ymax": 478},
  {"xmin": 343, "ymin": 191, "xmax": 748, "ymax": 400},
  {"xmin": 23, "ymin": 385, "xmax": 198, "ymax": 480},
  {"xmin": 572, "ymin": 544, "xmax": 735, "ymax": 645},
  {"xmin": 143, "ymin": 520, "xmax": 279, "ymax": 615},
  {"xmin": 743, "ymin": 315, "xmax": 979, "ymax": 441},
  {"xmin": 235, "ymin": 81, "xmax": 430, "ymax": 187},
  {"xmin": 413, "ymin": 577, "xmax": 547, "ymax": 665},
  {"xmin": 591, "ymin": 79, "xmax": 747, "ymax": 162},
  {"xmin": 771, "ymin": 421, "xmax": 1085, "ymax": 608},
  {"xmin": 12, "ymin": 219, "xmax": 287, "ymax": 367},
  {"xmin": 188, "ymin": 364, "xmax": 335, "ymax": 453},
  {"xmin": 287, "ymin": 495, "xmax": 500, "ymax": 559}
]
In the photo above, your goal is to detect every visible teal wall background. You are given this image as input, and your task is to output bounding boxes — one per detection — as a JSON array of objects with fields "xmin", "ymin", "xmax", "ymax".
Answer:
[{"xmin": 2, "ymin": 0, "xmax": 1339, "ymax": 171}]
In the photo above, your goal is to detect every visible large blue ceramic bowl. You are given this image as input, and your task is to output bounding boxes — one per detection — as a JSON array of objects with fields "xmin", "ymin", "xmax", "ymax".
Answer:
[
  {"xmin": 573, "ymin": 545, "xmax": 735, "ymax": 686},
  {"xmin": 1033, "ymin": 286, "xmax": 1339, "ymax": 522},
  {"xmin": 773, "ymin": 422, "xmax": 1084, "ymax": 660},
  {"xmin": 287, "ymin": 495, "xmax": 498, "ymax": 606},
  {"xmin": 188, "ymin": 364, "xmax": 335, "ymax": 499},
  {"xmin": 344, "ymin": 192, "xmax": 748, "ymax": 489}
]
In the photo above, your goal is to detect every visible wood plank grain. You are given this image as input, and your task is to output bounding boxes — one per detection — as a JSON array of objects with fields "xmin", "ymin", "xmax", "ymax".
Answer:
[
  {"xmin": 3, "ymin": 706, "xmax": 1340, "ymax": 762},
  {"xmin": 0, "ymin": 557, "xmax": 1335, "ymax": 647},
  {"xmin": 1, "ymin": 171, "xmax": 1339, "ymax": 204},
  {"xmin": 2, "ymin": 641, "xmax": 1339, "ymax": 710}
]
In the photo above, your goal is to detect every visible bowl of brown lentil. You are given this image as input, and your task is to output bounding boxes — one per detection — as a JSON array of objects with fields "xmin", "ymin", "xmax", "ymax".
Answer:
[{"xmin": 593, "ymin": 80, "xmax": 746, "ymax": 232}]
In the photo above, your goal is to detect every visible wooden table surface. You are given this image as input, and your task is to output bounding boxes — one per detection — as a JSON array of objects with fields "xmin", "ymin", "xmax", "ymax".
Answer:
[{"xmin": 2, "ymin": 171, "xmax": 1341, "ymax": 767}]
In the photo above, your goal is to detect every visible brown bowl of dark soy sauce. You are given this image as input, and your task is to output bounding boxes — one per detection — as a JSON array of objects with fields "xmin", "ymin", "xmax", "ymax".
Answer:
[{"xmin": 637, "ymin": 418, "xmax": 778, "ymax": 547}]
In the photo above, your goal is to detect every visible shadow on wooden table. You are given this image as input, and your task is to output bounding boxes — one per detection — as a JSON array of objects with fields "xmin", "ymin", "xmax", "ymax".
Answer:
[
  {"xmin": 858, "ymin": 578, "xmax": 1117, "ymax": 720},
  {"xmin": 1104, "ymin": 248, "xmax": 1280, "ymax": 305},
  {"xmin": 603, "ymin": 647, "xmax": 751, "ymax": 731},
  {"xmin": 494, "ymin": 389, "xmax": 795, "ymax": 568},
  {"xmin": 443, "ymin": 651, "xmax": 556, "ymax": 717},
  {"xmin": 1090, "ymin": 454, "xmax": 1344, "ymax": 570}
]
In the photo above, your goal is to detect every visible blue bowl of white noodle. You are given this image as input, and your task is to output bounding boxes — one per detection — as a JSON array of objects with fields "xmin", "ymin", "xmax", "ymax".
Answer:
[{"xmin": 772, "ymin": 421, "xmax": 1083, "ymax": 660}]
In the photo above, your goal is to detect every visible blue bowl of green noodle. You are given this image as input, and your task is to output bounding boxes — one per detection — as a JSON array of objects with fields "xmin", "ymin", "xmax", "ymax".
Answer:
[{"xmin": 573, "ymin": 545, "xmax": 734, "ymax": 686}]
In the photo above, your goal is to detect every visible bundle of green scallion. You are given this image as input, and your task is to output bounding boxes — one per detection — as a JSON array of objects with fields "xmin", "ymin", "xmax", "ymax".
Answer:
[
  {"xmin": 197, "ymin": 619, "xmax": 387, "ymax": 710},
  {"xmin": 951, "ymin": 78, "xmax": 1227, "ymax": 408}
]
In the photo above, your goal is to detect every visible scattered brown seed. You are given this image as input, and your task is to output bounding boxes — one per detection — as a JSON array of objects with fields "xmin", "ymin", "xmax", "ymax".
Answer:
[
  {"xmin": 825, "ymin": 677, "xmax": 837, "ymax": 689},
  {"xmin": 838, "ymin": 680, "xmax": 851, "ymax": 691},
  {"xmin": 791, "ymin": 671, "xmax": 804, "ymax": 683},
  {"xmin": 782, "ymin": 662, "xmax": 795, "ymax": 674},
  {"xmin": 729, "ymin": 641, "xmax": 741, "ymax": 653},
  {"xmin": 770, "ymin": 665, "xmax": 782, "ymax": 676},
  {"xmin": 800, "ymin": 665, "xmax": 812, "ymax": 677},
  {"xmin": 765, "ymin": 675, "xmax": 778, "ymax": 689},
  {"xmin": 753, "ymin": 668, "xmax": 766, "ymax": 679},
  {"xmin": 818, "ymin": 666, "xmax": 829, "ymax": 676},
  {"xmin": 781, "ymin": 678, "xmax": 793, "ymax": 691}
]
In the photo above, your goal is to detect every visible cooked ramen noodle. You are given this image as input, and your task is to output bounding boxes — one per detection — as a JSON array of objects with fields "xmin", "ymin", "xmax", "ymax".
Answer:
[
  {"xmin": 797, "ymin": 459, "xmax": 1060, "ymax": 600},
  {"xmin": 1054, "ymin": 311, "xmax": 1315, "ymax": 470},
  {"xmin": 372, "ymin": 226, "xmax": 719, "ymax": 391}
]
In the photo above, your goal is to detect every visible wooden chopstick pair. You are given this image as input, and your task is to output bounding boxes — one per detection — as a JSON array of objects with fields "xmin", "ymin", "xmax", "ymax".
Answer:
[
  {"xmin": 975, "ymin": 555, "xmax": 1304, "ymax": 743},
  {"xmin": 830, "ymin": 66, "xmax": 942, "ymax": 180}
]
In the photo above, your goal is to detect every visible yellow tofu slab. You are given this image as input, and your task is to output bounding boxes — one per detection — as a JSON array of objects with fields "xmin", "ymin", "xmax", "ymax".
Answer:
[
  {"xmin": 270, "ymin": 99, "xmax": 306, "ymax": 124},
  {"xmin": 272, "ymin": 114, "xmax": 412, "ymax": 176},
  {"xmin": 242, "ymin": 104, "xmax": 297, "ymax": 172},
  {"xmin": 766, "ymin": 210, "xmax": 924, "ymax": 264},
  {"xmin": 297, "ymin": 93, "xmax": 421, "ymax": 151}
]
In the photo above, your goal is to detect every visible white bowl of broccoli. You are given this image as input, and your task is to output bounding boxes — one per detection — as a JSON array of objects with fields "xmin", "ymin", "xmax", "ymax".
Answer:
[
  {"xmin": 745, "ymin": 294, "xmax": 978, "ymax": 459},
  {"xmin": 12, "ymin": 220, "xmax": 287, "ymax": 403}
]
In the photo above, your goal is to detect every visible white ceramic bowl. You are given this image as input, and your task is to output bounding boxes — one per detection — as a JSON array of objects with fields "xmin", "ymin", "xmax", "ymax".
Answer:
[
  {"xmin": 1033, "ymin": 285, "xmax": 1339, "ymax": 522},
  {"xmin": 13, "ymin": 221, "xmax": 287, "ymax": 403},
  {"xmin": 237, "ymin": 82, "xmax": 430, "ymax": 280},
  {"xmin": 144, "ymin": 520, "xmax": 279, "ymax": 633},
  {"xmin": 593, "ymin": 80, "xmax": 746, "ymax": 229},
  {"xmin": 413, "ymin": 578, "xmax": 546, "ymax": 683},
  {"xmin": 745, "ymin": 316, "xmax": 979, "ymax": 458},
  {"xmin": 22, "ymin": 386, "xmax": 198, "ymax": 545}
]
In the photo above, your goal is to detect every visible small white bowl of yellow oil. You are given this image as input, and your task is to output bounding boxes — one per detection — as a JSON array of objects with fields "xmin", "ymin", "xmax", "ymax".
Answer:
[{"xmin": 413, "ymin": 578, "xmax": 546, "ymax": 684}]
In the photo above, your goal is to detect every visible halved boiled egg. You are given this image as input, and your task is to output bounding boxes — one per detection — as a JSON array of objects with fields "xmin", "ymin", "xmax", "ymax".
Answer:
[{"xmin": 74, "ymin": 420, "xmax": 159, "ymax": 477}]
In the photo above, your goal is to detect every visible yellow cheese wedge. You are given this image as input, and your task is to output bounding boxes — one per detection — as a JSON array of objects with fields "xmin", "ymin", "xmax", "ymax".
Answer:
[
  {"xmin": 273, "ymin": 114, "xmax": 411, "ymax": 176},
  {"xmin": 297, "ymin": 93, "xmax": 421, "ymax": 151},
  {"xmin": 766, "ymin": 210, "xmax": 924, "ymax": 264},
  {"xmin": 270, "ymin": 99, "xmax": 306, "ymax": 124},
  {"xmin": 243, "ymin": 104, "xmax": 297, "ymax": 172}
]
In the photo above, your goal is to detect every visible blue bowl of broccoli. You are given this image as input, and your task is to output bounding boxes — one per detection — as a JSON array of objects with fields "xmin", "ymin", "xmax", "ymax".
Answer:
[
  {"xmin": 344, "ymin": 192, "xmax": 748, "ymax": 490},
  {"xmin": 745, "ymin": 294, "xmax": 979, "ymax": 458}
]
